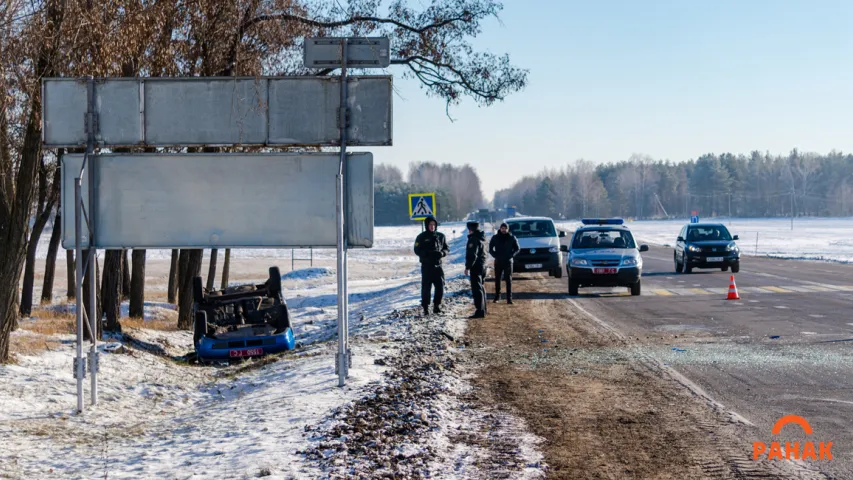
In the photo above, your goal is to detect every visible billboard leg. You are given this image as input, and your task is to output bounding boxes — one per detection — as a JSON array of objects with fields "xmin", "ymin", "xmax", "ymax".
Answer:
[
  {"xmin": 336, "ymin": 39, "xmax": 350, "ymax": 387},
  {"xmin": 74, "ymin": 178, "xmax": 85, "ymax": 414}
]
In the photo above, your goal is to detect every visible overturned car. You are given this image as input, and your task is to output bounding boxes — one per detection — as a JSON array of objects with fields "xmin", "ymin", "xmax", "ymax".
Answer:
[{"xmin": 192, "ymin": 266, "xmax": 296, "ymax": 361}]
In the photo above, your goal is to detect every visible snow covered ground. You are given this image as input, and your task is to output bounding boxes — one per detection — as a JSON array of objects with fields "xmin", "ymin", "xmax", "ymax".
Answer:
[
  {"xmin": 557, "ymin": 217, "xmax": 853, "ymax": 264},
  {"xmin": 2, "ymin": 224, "xmax": 545, "ymax": 479}
]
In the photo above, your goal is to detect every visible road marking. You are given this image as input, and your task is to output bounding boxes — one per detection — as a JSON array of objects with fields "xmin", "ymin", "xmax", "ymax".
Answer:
[
  {"xmin": 761, "ymin": 286, "xmax": 793, "ymax": 293},
  {"xmin": 809, "ymin": 314, "xmax": 825, "ymax": 318},
  {"xmin": 774, "ymin": 305, "xmax": 789, "ymax": 309},
  {"xmin": 645, "ymin": 284, "xmax": 853, "ymax": 297},
  {"xmin": 651, "ymin": 289, "xmax": 675, "ymax": 296}
]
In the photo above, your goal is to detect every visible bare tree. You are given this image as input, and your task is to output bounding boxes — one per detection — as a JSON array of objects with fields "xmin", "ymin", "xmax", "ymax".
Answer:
[
  {"xmin": 129, "ymin": 250, "xmax": 145, "ymax": 318},
  {"xmin": 41, "ymin": 208, "xmax": 61, "ymax": 304},
  {"xmin": 101, "ymin": 251, "xmax": 122, "ymax": 332},
  {"xmin": 167, "ymin": 249, "xmax": 179, "ymax": 304},
  {"xmin": 221, "ymin": 249, "xmax": 231, "ymax": 289},
  {"xmin": 177, "ymin": 249, "xmax": 203, "ymax": 330},
  {"xmin": 206, "ymin": 249, "xmax": 218, "ymax": 291},
  {"xmin": 20, "ymin": 159, "xmax": 60, "ymax": 317}
]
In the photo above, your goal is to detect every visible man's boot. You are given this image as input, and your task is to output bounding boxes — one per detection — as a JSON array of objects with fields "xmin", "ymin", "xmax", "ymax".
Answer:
[
  {"xmin": 469, "ymin": 309, "xmax": 485, "ymax": 319},
  {"xmin": 493, "ymin": 292, "xmax": 499, "ymax": 303},
  {"xmin": 433, "ymin": 304, "xmax": 442, "ymax": 314},
  {"xmin": 423, "ymin": 305, "xmax": 430, "ymax": 316}
]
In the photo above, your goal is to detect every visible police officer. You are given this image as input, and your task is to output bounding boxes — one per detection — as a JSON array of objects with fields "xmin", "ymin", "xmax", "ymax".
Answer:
[
  {"xmin": 465, "ymin": 221, "xmax": 488, "ymax": 318},
  {"xmin": 489, "ymin": 222, "xmax": 520, "ymax": 304},
  {"xmin": 414, "ymin": 215, "xmax": 450, "ymax": 315}
]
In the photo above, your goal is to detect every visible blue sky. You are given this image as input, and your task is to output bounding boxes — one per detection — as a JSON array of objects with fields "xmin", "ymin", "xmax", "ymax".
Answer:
[{"xmin": 359, "ymin": 0, "xmax": 853, "ymax": 201}]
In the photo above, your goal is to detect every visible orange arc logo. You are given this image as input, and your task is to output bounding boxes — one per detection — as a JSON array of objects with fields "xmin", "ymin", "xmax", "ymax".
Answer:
[{"xmin": 771, "ymin": 415, "xmax": 813, "ymax": 435}]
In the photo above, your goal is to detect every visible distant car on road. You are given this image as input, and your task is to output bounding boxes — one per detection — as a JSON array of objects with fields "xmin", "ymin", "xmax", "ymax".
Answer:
[
  {"xmin": 505, "ymin": 216, "xmax": 566, "ymax": 278},
  {"xmin": 192, "ymin": 266, "xmax": 296, "ymax": 362},
  {"xmin": 562, "ymin": 218, "xmax": 649, "ymax": 296},
  {"xmin": 674, "ymin": 223, "xmax": 741, "ymax": 273}
]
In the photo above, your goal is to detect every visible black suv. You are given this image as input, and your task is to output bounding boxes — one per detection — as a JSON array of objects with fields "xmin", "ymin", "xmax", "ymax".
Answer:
[{"xmin": 674, "ymin": 223, "xmax": 740, "ymax": 273}]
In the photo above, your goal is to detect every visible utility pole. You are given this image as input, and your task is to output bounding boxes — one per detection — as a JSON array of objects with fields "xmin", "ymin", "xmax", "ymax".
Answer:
[{"xmin": 728, "ymin": 193, "xmax": 732, "ymax": 225}]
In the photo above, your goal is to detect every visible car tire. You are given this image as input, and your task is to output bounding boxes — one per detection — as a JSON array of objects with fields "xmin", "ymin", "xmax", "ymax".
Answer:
[
  {"xmin": 721, "ymin": 266, "xmax": 728, "ymax": 272},
  {"xmin": 193, "ymin": 276, "xmax": 205, "ymax": 304},
  {"xmin": 267, "ymin": 266, "xmax": 282, "ymax": 296},
  {"xmin": 568, "ymin": 280, "xmax": 579, "ymax": 296},
  {"xmin": 674, "ymin": 256, "xmax": 682, "ymax": 273},
  {"xmin": 193, "ymin": 310, "xmax": 207, "ymax": 347},
  {"xmin": 731, "ymin": 262, "xmax": 740, "ymax": 273},
  {"xmin": 684, "ymin": 264, "xmax": 693, "ymax": 274},
  {"xmin": 630, "ymin": 280, "xmax": 641, "ymax": 296},
  {"xmin": 554, "ymin": 267, "xmax": 563, "ymax": 279}
]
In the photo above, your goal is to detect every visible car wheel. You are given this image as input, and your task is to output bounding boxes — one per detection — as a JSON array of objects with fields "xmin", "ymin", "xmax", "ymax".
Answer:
[
  {"xmin": 684, "ymin": 264, "xmax": 693, "ymax": 274},
  {"xmin": 554, "ymin": 267, "xmax": 563, "ymax": 279},
  {"xmin": 193, "ymin": 310, "xmax": 207, "ymax": 347},
  {"xmin": 193, "ymin": 276, "xmax": 205, "ymax": 304},
  {"xmin": 568, "ymin": 280, "xmax": 579, "ymax": 296},
  {"xmin": 731, "ymin": 262, "xmax": 740, "ymax": 273},
  {"xmin": 721, "ymin": 266, "xmax": 728, "ymax": 272},
  {"xmin": 630, "ymin": 280, "xmax": 641, "ymax": 296},
  {"xmin": 267, "ymin": 266, "xmax": 282, "ymax": 296},
  {"xmin": 674, "ymin": 256, "xmax": 682, "ymax": 273}
]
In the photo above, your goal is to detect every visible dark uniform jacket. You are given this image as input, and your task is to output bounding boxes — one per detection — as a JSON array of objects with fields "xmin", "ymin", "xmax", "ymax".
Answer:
[
  {"xmin": 489, "ymin": 232, "xmax": 521, "ymax": 263},
  {"xmin": 414, "ymin": 227, "xmax": 450, "ymax": 267},
  {"xmin": 465, "ymin": 230, "xmax": 488, "ymax": 271}
]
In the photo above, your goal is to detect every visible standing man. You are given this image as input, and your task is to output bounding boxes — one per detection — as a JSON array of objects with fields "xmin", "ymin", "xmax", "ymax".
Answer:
[
  {"xmin": 464, "ymin": 221, "xmax": 488, "ymax": 319},
  {"xmin": 489, "ymin": 222, "xmax": 520, "ymax": 304},
  {"xmin": 414, "ymin": 215, "xmax": 450, "ymax": 316}
]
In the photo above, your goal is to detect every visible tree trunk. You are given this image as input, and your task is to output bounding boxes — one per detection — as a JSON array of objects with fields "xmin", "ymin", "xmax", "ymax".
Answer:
[
  {"xmin": 101, "ymin": 250, "xmax": 122, "ymax": 332},
  {"xmin": 41, "ymin": 210, "xmax": 62, "ymax": 304},
  {"xmin": 0, "ymin": 0, "xmax": 65, "ymax": 363},
  {"xmin": 177, "ymin": 249, "xmax": 203, "ymax": 330},
  {"xmin": 129, "ymin": 249, "xmax": 146, "ymax": 318},
  {"xmin": 82, "ymin": 250, "xmax": 102, "ymax": 341},
  {"xmin": 66, "ymin": 250, "xmax": 75, "ymax": 300},
  {"xmin": 19, "ymin": 212, "xmax": 51, "ymax": 317},
  {"xmin": 206, "ymin": 248, "xmax": 218, "ymax": 290},
  {"xmin": 220, "ymin": 248, "xmax": 231, "ymax": 289},
  {"xmin": 167, "ymin": 249, "xmax": 179, "ymax": 304},
  {"xmin": 121, "ymin": 250, "xmax": 131, "ymax": 300}
]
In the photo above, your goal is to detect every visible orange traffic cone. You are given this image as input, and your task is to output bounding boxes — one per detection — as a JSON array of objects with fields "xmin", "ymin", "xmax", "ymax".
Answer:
[{"xmin": 727, "ymin": 275, "xmax": 740, "ymax": 300}]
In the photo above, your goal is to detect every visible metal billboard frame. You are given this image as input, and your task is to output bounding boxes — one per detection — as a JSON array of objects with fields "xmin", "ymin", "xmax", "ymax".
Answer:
[
  {"xmin": 42, "ymin": 75, "xmax": 393, "ymax": 148},
  {"xmin": 42, "ymin": 36, "xmax": 392, "ymax": 413}
]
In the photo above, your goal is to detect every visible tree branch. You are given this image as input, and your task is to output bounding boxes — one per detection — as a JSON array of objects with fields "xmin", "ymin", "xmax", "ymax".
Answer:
[{"xmin": 243, "ymin": 11, "xmax": 472, "ymax": 35}]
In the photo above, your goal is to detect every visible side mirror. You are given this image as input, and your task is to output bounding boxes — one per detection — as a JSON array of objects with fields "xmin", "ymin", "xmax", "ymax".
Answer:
[
  {"xmin": 677, "ymin": 236, "xmax": 684, "ymax": 242},
  {"xmin": 559, "ymin": 231, "xmax": 566, "ymax": 238},
  {"xmin": 733, "ymin": 235, "xmax": 739, "ymax": 240},
  {"xmin": 560, "ymin": 245, "xmax": 569, "ymax": 252},
  {"xmin": 639, "ymin": 245, "xmax": 649, "ymax": 252}
]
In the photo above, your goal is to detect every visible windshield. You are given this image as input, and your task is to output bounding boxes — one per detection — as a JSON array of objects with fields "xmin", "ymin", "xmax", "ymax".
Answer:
[
  {"xmin": 572, "ymin": 229, "xmax": 636, "ymax": 249},
  {"xmin": 687, "ymin": 225, "xmax": 732, "ymax": 242},
  {"xmin": 507, "ymin": 220, "xmax": 557, "ymax": 238}
]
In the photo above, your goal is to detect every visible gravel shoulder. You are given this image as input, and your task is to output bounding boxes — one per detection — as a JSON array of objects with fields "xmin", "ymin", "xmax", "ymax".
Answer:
[{"xmin": 461, "ymin": 273, "xmax": 826, "ymax": 479}]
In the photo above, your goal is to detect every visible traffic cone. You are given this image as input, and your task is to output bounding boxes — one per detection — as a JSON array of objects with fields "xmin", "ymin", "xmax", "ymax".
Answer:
[{"xmin": 727, "ymin": 275, "xmax": 740, "ymax": 300}]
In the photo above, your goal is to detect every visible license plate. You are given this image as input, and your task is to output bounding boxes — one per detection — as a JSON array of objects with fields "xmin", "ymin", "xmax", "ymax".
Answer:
[
  {"xmin": 706, "ymin": 257, "xmax": 723, "ymax": 262},
  {"xmin": 526, "ymin": 263, "xmax": 543, "ymax": 269},
  {"xmin": 593, "ymin": 268, "xmax": 617, "ymax": 274},
  {"xmin": 229, "ymin": 347, "xmax": 263, "ymax": 358}
]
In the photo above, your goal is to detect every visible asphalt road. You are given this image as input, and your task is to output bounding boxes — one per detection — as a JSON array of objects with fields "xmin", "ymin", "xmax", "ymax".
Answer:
[{"xmin": 534, "ymin": 247, "xmax": 853, "ymax": 478}]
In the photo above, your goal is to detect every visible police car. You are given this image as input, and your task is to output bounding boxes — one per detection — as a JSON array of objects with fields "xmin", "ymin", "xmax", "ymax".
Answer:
[{"xmin": 561, "ymin": 218, "xmax": 649, "ymax": 296}]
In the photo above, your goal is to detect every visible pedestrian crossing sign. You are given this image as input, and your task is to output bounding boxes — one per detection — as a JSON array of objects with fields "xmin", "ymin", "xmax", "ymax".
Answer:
[{"xmin": 409, "ymin": 193, "xmax": 436, "ymax": 220}]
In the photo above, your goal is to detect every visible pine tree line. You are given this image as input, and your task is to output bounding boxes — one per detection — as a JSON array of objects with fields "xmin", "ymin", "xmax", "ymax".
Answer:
[{"xmin": 493, "ymin": 151, "xmax": 853, "ymax": 219}]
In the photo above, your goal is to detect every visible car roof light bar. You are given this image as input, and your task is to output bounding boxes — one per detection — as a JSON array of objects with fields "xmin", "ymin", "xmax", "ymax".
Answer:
[{"xmin": 581, "ymin": 218, "xmax": 624, "ymax": 225}]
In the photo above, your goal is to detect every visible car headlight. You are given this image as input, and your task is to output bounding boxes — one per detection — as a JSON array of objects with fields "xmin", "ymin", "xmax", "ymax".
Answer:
[
  {"xmin": 549, "ymin": 247, "xmax": 559, "ymax": 253},
  {"xmin": 622, "ymin": 258, "xmax": 638, "ymax": 266},
  {"xmin": 726, "ymin": 243, "xmax": 738, "ymax": 251},
  {"xmin": 571, "ymin": 258, "xmax": 589, "ymax": 266},
  {"xmin": 688, "ymin": 245, "xmax": 701, "ymax": 252}
]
